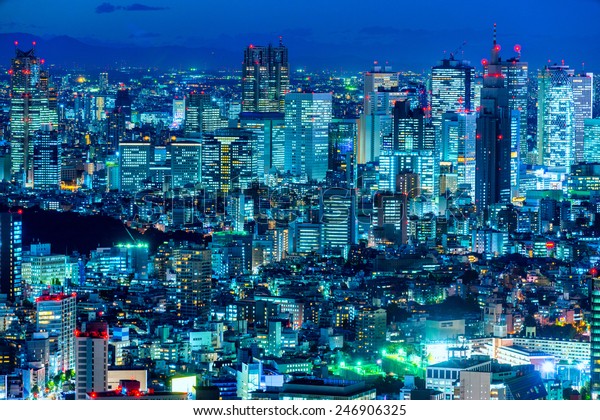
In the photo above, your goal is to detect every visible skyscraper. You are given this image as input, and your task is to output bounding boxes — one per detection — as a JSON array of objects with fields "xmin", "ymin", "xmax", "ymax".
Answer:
[
  {"xmin": 9, "ymin": 44, "xmax": 56, "ymax": 187},
  {"xmin": 571, "ymin": 72, "xmax": 594, "ymax": 163},
  {"xmin": 36, "ymin": 293, "xmax": 76, "ymax": 373},
  {"xmin": 75, "ymin": 322, "xmax": 108, "ymax": 400},
  {"xmin": 0, "ymin": 211, "xmax": 23, "ymax": 301},
  {"xmin": 354, "ymin": 307, "xmax": 386, "ymax": 356},
  {"xmin": 475, "ymin": 30, "xmax": 512, "ymax": 223},
  {"xmin": 239, "ymin": 112, "xmax": 286, "ymax": 176},
  {"xmin": 430, "ymin": 57, "xmax": 475, "ymax": 130},
  {"xmin": 241, "ymin": 40, "xmax": 289, "ymax": 113},
  {"xmin": 201, "ymin": 128, "xmax": 257, "ymax": 193},
  {"xmin": 173, "ymin": 245, "xmax": 212, "ymax": 322},
  {"xmin": 321, "ymin": 187, "xmax": 357, "ymax": 258},
  {"xmin": 170, "ymin": 139, "xmax": 201, "ymax": 190},
  {"xmin": 33, "ymin": 123, "xmax": 61, "ymax": 189},
  {"xmin": 591, "ymin": 275, "xmax": 600, "ymax": 399},
  {"xmin": 537, "ymin": 65, "xmax": 575, "ymax": 170},
  {"xmin": 118, "ymin": 140, "xmax": 152, "ymax": 192},
  {"xmin": 358, "ymin": 64, "xmax": 400, "ymax": 164},
  {"xmin": 285, "ymin": 93, "xmax": 332, "ymax": 182}
]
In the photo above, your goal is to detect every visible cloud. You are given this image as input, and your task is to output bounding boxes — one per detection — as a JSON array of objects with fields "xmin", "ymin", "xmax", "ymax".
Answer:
[
  {"xmin": 96, "ymin": 2, "xmax": 118, "ymax": 13},
  {"xmin": 124, "ymin": 3, "xmax": 167, "ymax": 11},
  {"xmin": 95, "ymin": 3, "xmax": 168, "ymax": 14}
]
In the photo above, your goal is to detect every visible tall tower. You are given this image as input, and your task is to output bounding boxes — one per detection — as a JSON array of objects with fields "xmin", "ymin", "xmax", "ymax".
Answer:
[
  {"xmin": 430, "ymin": 57, "xmax": 475, "ymax": 131},
  {"xmin": 75, "ymin": 322, "xmax": 108, "ymax": 400},
  {"xmin": 9, "ymin": 43, "xmax": 46, "ymax": 187},
  {"xmin": 571, "ymin": 72, "xmax": 594, "ymax": 163},
  {"xmin": 242, "ymin": 40, "xmax": 289, "ymax": 113},
  {"xmin": 591, "ymin": 275, "xmax": 600, "ymax": 399},
  {"xmin": 537, "ymin": 65, "xmax": 575, "ymax": 170},
  {"xmin": 475, "ymin": 26, "xmax": 512, "ymax": 223},
  {"xmin": 33, "ymin": 123, "xmax": 61, "ymax": 189},
  {"xmin": 358, "ymin": 64, "xmax": 400, "ymax": 164},
  {"xmin": 36, "ymin": 293, "xmax": 76, "ymax": 373},
  {"xmin": 284, "ymin": 93, "xmax": 332, "ymax": 181},
  {"xmin": 321, "ymin": 187, "xmax": 357, "ymax": 258},
  {"xmin": 173, "ymin": 246, "xmax": 212, "ymax": 322},
  {"xmin": 0, "ymin": 211, "xmax": 23, "ymax": 301}
]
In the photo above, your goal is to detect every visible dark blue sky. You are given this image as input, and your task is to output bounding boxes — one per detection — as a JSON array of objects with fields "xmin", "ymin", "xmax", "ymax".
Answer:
[{"xmin": 2, "ymin": 0, "xmax": 600, "ymax": 72}]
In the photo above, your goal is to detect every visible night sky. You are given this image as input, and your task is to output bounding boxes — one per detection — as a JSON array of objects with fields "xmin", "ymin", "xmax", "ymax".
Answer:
[{"xmin": 2, "ymin": 0, "xmax": 600, "ymax": 72}]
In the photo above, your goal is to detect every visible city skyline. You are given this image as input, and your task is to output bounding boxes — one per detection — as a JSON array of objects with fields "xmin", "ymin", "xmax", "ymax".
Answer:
[{"xmin": 2, "ymin": 1, "xmax": 600, "ymax": 403}]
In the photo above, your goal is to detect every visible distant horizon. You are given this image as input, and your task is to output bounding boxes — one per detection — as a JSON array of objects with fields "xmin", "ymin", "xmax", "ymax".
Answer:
[{"xmin": 0, "ymin": 29, "xmax": 598, "ymax": 76}]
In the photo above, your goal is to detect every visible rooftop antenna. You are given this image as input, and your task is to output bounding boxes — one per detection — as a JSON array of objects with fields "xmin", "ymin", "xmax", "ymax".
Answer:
[
  {"xmin": 279, "ymin": 35, "xmax": 283, "ymax": 46},
  {"xmin": 493, "ymin": 23, "xmax": 497, "ymax": 46}
]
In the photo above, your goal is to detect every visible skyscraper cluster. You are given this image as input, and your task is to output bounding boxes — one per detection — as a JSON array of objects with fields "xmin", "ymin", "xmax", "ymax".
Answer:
[{"xmin": 1, "ymin": 29, "xmax": 600, "ymax": 401}]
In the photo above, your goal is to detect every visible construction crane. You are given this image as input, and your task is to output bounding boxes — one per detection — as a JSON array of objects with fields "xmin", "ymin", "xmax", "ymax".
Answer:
[{"xmin": 449, "ymin": 41, "xmax": 467, "ymax": 60}]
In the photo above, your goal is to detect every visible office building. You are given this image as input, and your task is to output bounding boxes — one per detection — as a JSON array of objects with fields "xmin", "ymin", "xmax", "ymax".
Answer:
[
  {"xmin": 285, "ymin": 93, "xmax": 332, "ymax": 181},
  {"xmin": 9, "ymin": 45, "xmax": 56, "ymax": 187},
  {"xmin": 537, "ymin": 65, "xmax": 575, "ymax": 170},
  {"xmin": 170, "ymin": 139, "xmax": 201, "ymax": 190},
  {"xmin": 241, "ymin": 41, "xmax": 289, "ymax": 113},
  {"xmin": 75, "ymin": 322, "xmax": 109, "ymax": 400},
  {"xmin": 173, "ymin": 246, "xmax": 212, "ymax": 321},
  {"xmin": 321, "ymin": 187, "xmax": 357, "ymax": 257},
  {"xmin": 239, "ymin": 112, "xmax": 286, "ymax": 175},
  {"xmin": 0, "ymin": 211, "xmax": 23, "ymax": 301},
  {"xmin": 584, "ymin": 118, "xmax": 600, "ymax": 163},
  {"xmin": 118, "ymin": 141, "xmax": 152, "ymax": 192},
  {"xmin": 202, "ymin": 128, "xmax": 257, "ymax": 193},
  {"xmin": 430, "ymin": 57, "xmax": 474, "ymax": 130},
  {"xmin": 354, "ymin": 307, "xmax": 386, "ymax": 356},
  {"xmin": 475, "ymin": 32, "xmax": 512, "ymax": 222},
  {"xmin": 572, "ymin": 73, "xmax": 594, "ymax": 163},
  {"xmin": 36, "ymin": 293, "xmax": 76, "ymax": 372},
  {"xmin": 358, "ymin": 65, "xmax": 400, "ymax": 164},
  {"xmin": 591, "ymin": 276, "xmax": 600, "ymax": 399},
  {"xmin": 32, "ymin": 124, "xmax": 61, "ymax": 189}
]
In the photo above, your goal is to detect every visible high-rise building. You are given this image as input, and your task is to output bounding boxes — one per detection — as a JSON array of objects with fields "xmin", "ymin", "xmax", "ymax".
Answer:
[
  {"xmin": 592, "ymin": 274, "xmax": 600, "ymax": 399},
  {"xmin": 173, "ymin": 245, "xmax": 212, "ymax": 321},
  {"xmin": 36, "ymin": 293, "xmax": 76, "ymax": 373},
  {"xmin": 285, "ymin": 93, "xmax": 332, "ymax": 181},
  {"xmin": 201, "ymin": 128, "xmax": 257, "ymax": 193},
  {"xmin": 9, "ymin": 44, "xmax": 56, "ymax": 187},
  {"xmin": 184, "ymin": 91, "xmax": 226, "ymax": 138},
  {"xmin": 571, "ymin": 72, "xmax": 594, "ymax": 163},
  {"xmin": 170, "ymin": 139, "xmax": 201, "ymax": 190},
  {"xmin": 354, "ymin": 307, "xmax": 386, "ymax": 356},
  {"xmin": 75, "ymin": 322, "xmax": 108, "ymax": 400},
  {"xmin": 537, "ymin": 65, "xmax": 575, "ymax": 170},
  {"xmin": 172, "ymin": 98, "xmax": 185, "ymax": 128},
  {"xmin": 33, "ymin": 124, "xmax": 61, "ymax": 189},
  {"xmin": 328, "ymin": 119, "xmax": 357, "ymax": 188},
  {"xmin": 358, "ymin": 65, "xmax": 400, "ymax": 164},
  {"xmin": 106, "ymin": 107, "xmax": 126, "ymax": 155},
  {"xmin": 430, "ymin": 58, "xmax": 475, "ymax": 130},
  {"xmin": 241, "ymin": 41, "xmax": 289, "ymax": 113},
  {"xmin": 584, "ymin": 118, "xmax": 600, "ymax": 163},
  {"xmin": 114, "ymin": 88, "xmax": 132, "ymax": 123},
  {"xmin": 441, "ymin": 112, "xmax": 477, "ymax": 197},
  {"xmin": 0, "ymin": 211, "xmax": 23, "ymax": 301},
  {"xmin": 486, "ymin": 50, "xmax": 529, "ymax": 165},
  {"xmin": 118, "ymin": 141, "xmax": 151, "ymax": 192},
  {"xmin": 475, "ymin": 31, "xmax": 512, "ymax": 223},
  {"xmin": 321, "ymin": 187, "xmax": 356, "ymax": 257},
  {"xmin": 239, "ymin": 112, "xmax": 286, "ymax": 176}
]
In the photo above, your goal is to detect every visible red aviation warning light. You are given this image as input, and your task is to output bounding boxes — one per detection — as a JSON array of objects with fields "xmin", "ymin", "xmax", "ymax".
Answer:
[
  {"xmin": 481, "ymin": 58, "xmax": 488, "ymax": 66},
  {"xmin": 494, "ymin": 44, "xmax": 501, "ymax": 52},
  {"xmin": 514, "ymin": 44, "xmax": 522, "ymax": 54}
]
